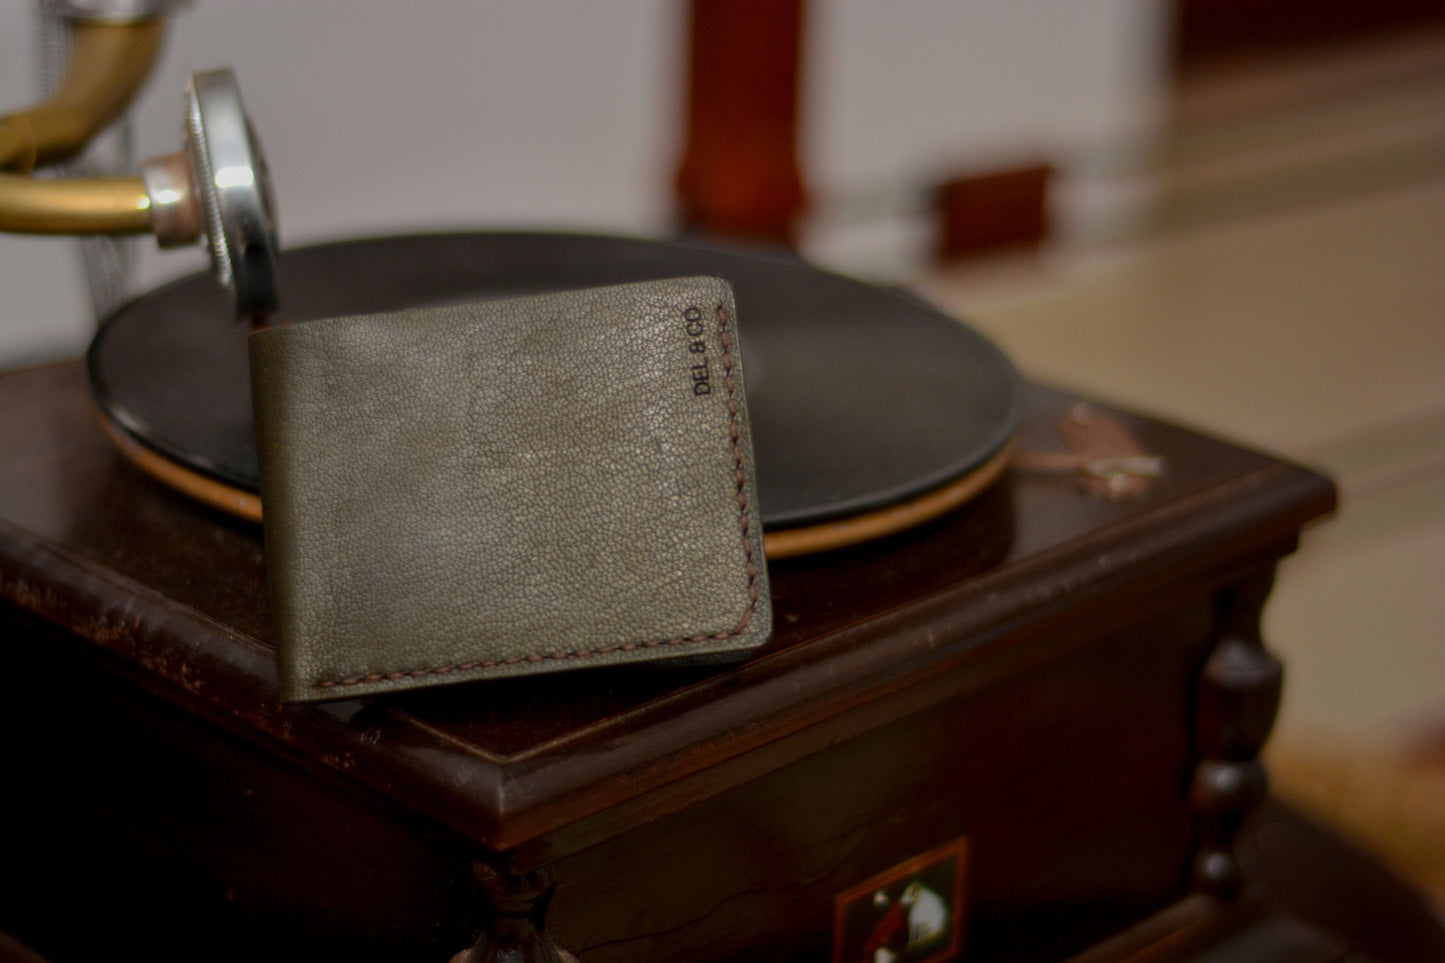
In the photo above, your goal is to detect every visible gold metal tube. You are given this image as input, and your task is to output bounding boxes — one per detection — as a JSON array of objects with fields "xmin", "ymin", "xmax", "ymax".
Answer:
[
  {"xmin": 0, "ymin": 172, "xmax": 151, "ymax": 234},
  {"xmin": 0, "ymin": 20, "xmax": 165, "ymax": 172},
  {"xmin": 0, "ymin": 19, "xmax": 163, "ymax": 235}
]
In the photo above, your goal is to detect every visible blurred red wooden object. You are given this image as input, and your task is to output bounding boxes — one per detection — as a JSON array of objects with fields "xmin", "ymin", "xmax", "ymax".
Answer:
[{"xmin": 675, "ymin": 0, "xmax": 807, "ymax": 244}]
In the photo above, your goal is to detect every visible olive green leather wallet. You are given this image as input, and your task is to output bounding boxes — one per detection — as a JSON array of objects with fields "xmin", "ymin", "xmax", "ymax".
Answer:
[{"xmin": 250, "ymin": 276, "xmax": 770, "ymax": 703}]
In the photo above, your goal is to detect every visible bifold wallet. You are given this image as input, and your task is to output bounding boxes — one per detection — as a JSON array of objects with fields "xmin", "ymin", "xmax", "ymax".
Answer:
[{"xmin": 250, "ymin": 276, "xmax": 771, "ymax": 702}]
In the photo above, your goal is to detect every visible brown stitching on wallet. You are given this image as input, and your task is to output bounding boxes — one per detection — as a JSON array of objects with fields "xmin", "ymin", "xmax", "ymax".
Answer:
[{"xmin": 316, "ymin": 301, "xmax": 761, "ymax": 691}]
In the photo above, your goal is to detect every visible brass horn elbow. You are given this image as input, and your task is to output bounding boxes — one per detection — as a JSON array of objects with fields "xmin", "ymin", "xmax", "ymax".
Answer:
[{"xmin": 0, "ymin": 18, "xmax": 163, "ymax": 235}]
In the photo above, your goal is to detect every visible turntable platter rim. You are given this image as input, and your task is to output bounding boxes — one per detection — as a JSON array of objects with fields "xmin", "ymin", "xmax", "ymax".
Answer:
[
  {"xmin": 96, "ymin": 411, "xmax": 1011, "ymax": 559},
  {"xmin": 88, "ymin": 230, "xmax": 1021, "ymax": 555}
]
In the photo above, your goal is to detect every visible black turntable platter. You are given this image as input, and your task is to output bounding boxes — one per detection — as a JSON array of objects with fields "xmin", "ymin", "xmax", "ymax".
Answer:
[{"xmin": 89, "ymin": 232, "xmax": 1019, "ymax": 554}]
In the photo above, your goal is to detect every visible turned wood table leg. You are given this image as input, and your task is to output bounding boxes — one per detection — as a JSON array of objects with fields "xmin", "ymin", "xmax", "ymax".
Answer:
[
  {"xmin": 452, "ymin": 858, "xmax": 579, "ymax": 963},
  {"xmin": 1189, "ymin": 571, "xmax": 1284, "ymax": 896}
]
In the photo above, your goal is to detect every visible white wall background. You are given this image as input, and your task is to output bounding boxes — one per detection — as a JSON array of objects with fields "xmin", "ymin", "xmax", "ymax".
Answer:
[{"xmin": 0, "ymin": 0, "xmax": 1169, "ymax": 365}]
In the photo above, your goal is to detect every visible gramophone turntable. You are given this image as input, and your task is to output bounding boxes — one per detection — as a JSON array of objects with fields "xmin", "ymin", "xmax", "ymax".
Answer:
[
  {"xmin": 3, "ymin": 4, "xmax": 1434, "ymax": 963},
  {"xmin": 88, "ymin": 230, "xmax": 1020, "ymax": 557}
]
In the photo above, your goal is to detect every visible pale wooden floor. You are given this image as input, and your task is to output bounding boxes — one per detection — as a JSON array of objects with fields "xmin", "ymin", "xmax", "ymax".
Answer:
[{"xmin": 918, "ymin": 181, "xmax": 1445, "ymax": 742}]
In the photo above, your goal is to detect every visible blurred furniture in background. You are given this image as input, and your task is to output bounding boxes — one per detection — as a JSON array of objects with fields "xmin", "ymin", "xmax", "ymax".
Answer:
[
  {"xmin": 918, "ymin": 5, "xmax": 1445, "ymax": 921},
  {"xmin": 675, "ymin": 0, "xmax": 807, "ymax": 243}
]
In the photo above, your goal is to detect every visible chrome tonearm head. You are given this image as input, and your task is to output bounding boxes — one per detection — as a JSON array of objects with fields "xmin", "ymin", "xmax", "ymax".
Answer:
[{"xmin": 142, "ymin": 68, "xmax": 279, "ymax": 320}]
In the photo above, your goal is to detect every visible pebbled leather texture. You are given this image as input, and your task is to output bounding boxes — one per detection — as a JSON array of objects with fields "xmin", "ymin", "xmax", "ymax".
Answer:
[{"xmin": 250, "ymin": 276, "xmax": 771, "ymax": 702}]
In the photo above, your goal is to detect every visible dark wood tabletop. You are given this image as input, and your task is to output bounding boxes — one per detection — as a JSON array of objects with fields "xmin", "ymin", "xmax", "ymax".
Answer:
[
  {"xmin": 0, "ymin": 362, "xmax": 1335, "ymax": 860},
  {"xmin": 7, "ymin": 360, "xmax": 1404, "ymax": 963},
  {"xmin": 0, "ymin": 360, "xmax": 1340, "ymax": 856}
]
